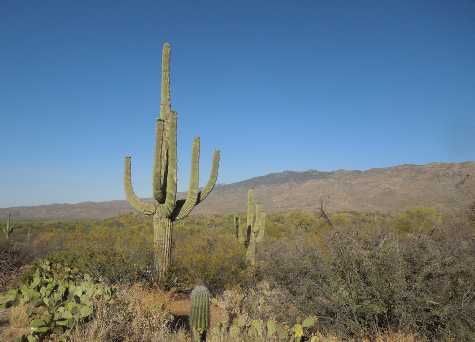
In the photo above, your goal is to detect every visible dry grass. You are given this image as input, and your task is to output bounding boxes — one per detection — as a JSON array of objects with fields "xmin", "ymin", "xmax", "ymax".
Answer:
[
  {"xmin": 0, "ymin": 304, "xmax": 30, "ymax": 341},
  {"xmin": 68, "ymin": 284, "xmax": 188, "ymax": 342}
]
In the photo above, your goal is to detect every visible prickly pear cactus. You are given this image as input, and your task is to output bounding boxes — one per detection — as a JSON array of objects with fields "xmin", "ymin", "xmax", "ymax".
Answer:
[
  {"xmin": 0, "ymin": 259, "xmax": 114, "ymax": 341},
  {"xmin": 190, "ymin": 285, "xmax": 210, "ymax": 341}
]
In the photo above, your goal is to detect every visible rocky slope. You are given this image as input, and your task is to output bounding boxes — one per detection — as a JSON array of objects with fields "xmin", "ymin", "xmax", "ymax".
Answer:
[{"xmin": 1, "ymin": 162, "xmax": 474, "ymax": 220}]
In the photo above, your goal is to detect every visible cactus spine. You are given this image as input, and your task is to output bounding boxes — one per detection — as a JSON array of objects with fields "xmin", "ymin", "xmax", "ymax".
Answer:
[
  {"xmin": 124, "ymin": 43, "xmax": 220, "ymax": 285},
  {"xmin": 3, "ymin": 213, "xmax": 14, "ymax": 240},
  {"xmin": 190, "ymin": 285, "xmax": 210, "ymax": 342},
  {"xmin": 234, "ymin": 189, "xmax": 266, "ymax": 266}
]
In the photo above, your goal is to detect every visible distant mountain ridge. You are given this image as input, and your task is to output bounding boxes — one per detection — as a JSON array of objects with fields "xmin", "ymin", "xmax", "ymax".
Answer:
[
  {"xmin": 1, "ymin": 162, "xmax": 474, "ymax": 220},
  {"xmin": 225, "ymin": 170, "xmax": 335, "ymax": 188}
]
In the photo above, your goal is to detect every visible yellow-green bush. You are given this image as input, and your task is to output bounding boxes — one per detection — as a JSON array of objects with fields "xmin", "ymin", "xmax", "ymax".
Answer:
[
  {"xmin": 394, "ymin": 207, "xmax": 443, "ymax": 233},
  {"xmin": 174, "ymin": 227, "xmax": 248, "ymax": 293}
]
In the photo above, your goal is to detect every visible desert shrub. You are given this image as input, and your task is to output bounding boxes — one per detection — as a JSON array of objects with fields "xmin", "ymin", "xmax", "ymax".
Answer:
[
  {"xmin": 19, "ymin": 215, "xmax": 247, "ymax": 292},
  {"xmin": 44, "ymin": 248, "xmax": 154, "ymax": 285},
  {"xmin": 393, "ymin": 207, "xmax": 442, "ymax": 233},
  {"xmin": 68, "ymin": 285, "xmax": 180, "ymax": 342},
  {"xmin": 210, "ymin": 284, "xmax": 418, "ymax": 342},
  {"xmin": 398, "ymin": 225, "xmax": 475, "ymax": 340},
  {"xmin": 174, "ymin": 227, "xmax": 249, "ymax": 293},
  {"xmin": 215, "ymin": 282, "xmax": 299, "ymax": 325},
  {"xmin": 259, "ymin": 219, "xmax": 475, "ymax": 340},
  {"xmin": 0, "ymin": 240, "xmax": 34, "ymax": 291},
  {"xmin": 49, "ymin": 223, "xmax": 154, "ymax": 284},
  {"xmin": 257, "ymin": 235, "xmax": 330, "ymax": 323}
]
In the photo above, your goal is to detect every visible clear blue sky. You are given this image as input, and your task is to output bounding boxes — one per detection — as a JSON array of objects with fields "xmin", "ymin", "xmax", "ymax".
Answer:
[{"xmin": 1, "ymin": 0, "xmax": 474, "ymax": 207}]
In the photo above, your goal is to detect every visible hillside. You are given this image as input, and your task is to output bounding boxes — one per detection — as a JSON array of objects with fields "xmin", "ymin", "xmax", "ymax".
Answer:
[{"xmin": 1, "ymin": 161, "xmax": 474, "ymax": 220}]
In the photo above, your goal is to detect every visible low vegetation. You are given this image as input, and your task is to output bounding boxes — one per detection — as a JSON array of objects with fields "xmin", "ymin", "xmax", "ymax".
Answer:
[
  {"xmin": 0, "ymin": 207, "xmax": 473, "ymax": 341},
  {"xmin": 1, "ymin": 260, "xmax": 114, "ymax": 341}
]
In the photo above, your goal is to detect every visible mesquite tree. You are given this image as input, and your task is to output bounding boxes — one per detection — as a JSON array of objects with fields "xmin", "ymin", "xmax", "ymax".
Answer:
[{"xmin": 124, "ymin": 43, "xmax": 220, "ymax": 284}]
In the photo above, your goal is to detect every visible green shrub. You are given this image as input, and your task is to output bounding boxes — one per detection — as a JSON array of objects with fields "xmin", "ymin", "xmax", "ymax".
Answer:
[
  {"xmin": 394, "ymin": 207, "xmax": 442, "ymax": 233},
  {"xmin": 174, "ymin": 227, "xmax": 249, "ymax": 293},
  {"xmin": 44, "ymin": 248, "xmax": 154, "ymax": 285},
  {"xmin": 51, "ymin": 223, "xmax": 154, "ymax": 284}
]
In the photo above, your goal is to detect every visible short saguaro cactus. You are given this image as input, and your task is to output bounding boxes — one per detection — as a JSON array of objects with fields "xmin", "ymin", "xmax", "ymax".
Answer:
[{"xmin": 190, "ymin": 285, "xmax": 210, "ymax": 341}]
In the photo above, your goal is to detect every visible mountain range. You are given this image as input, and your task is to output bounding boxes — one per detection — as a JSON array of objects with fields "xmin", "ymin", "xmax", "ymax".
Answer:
[{"xmin": 1, "ymin": 162, "xmax": 474, "ymax": 220}]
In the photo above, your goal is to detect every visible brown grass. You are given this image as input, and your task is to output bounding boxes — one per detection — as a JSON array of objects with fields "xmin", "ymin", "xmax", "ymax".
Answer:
[
  {"xmin": 68, "ymin": 284, "xmax": 188, "ymax": 342},
  {"xmin": 0, "ymin": 304, "xmax": 30, "ymax": 341}
]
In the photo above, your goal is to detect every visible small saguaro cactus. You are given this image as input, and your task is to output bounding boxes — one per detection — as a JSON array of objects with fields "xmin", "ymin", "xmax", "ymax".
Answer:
[
  {"xmin": 234, "ymin": 189, "xmax": 266, "ymax": 266},
  {"xmin": 3, "ymin": 213, "xmax": 14, "ymax": 240},
  {"xmin": 190, "ymin": 285, "xmax": 210, "ymax": 342},
  {"xmin": 124, "ymin": 43, "xmax": 220, "ymax": 285}
]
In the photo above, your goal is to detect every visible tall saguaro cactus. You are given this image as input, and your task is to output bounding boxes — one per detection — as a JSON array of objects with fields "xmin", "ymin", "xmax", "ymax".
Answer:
[
  {"xmin": 124, "ymin": 43, "xmax": 220, "ymax": 284},
  {"xmin": 3, "ymin": 213, "xmax": 14, "ymax": 240},
  {"xmin": 234, "ymin": 189, "xmax": 266, "ymax": 266}
]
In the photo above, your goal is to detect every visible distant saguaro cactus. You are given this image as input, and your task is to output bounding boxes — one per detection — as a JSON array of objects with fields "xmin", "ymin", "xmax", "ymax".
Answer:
[
  {"xmin": 124, "ymin": 43, "xmax": 220, "ymax": 285},
  {"xmin": 234, "ymin": 189, "xmax": 266, "ymax": 266},
  {"xmin": 26, "ymin": 227, "xmax": 31, "ymax": 246},
  {"xmin": 3, "ymin": 213, "xmax": 14, "ymax": 240},
  {"xmin": 190, "ymin": 285, "xmax": 210, "ymax": 341}
]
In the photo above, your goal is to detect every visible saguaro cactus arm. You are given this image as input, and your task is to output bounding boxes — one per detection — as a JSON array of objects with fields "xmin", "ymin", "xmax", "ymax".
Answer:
[
  {"xmin": 124, "ymin": 157, "xmax": 156, "ymax": 215},
  {"xmin": 174, "ymin": 137, "xmax": 200, "ymax": 220},
  {"xmin": 234, "ymin": 215, "xmax": 240, "ymax": 239},
  {"xmin": 253, "ymin": 204, "xmax": 262, "ymax": 233},
  {"xmin": 174, "ymin": 149, "xmax": 220, "ymax": 220},
  {"xmin": 160, "ymin": 43, "xmax": 171, "ymax": 118},
  {"xmin": 198, "ymin": 150, "xmax": 220, "ymax": 203},
  {"xmin": 256, "ymin": 212, "xmax": 266, "ymax": 242},
  {"xmin": 247, "ymin": 189, "xmax": 255, "ymax": 228},
  {"xmin": 153, "ymin": 119, "xmax": 166, "ymax": 203},
  {"xmin": 159, "ymin": 110, "xmax": 178, "ymax": 217}
]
